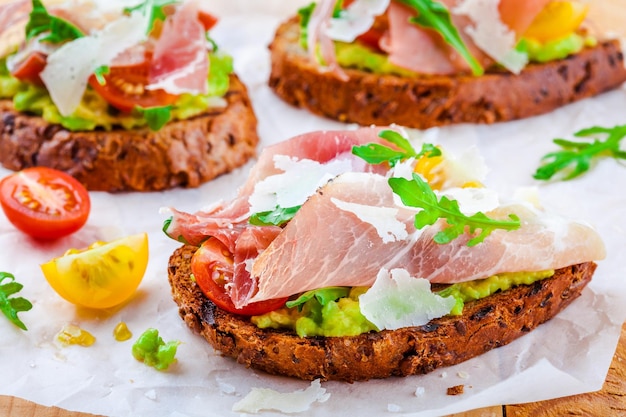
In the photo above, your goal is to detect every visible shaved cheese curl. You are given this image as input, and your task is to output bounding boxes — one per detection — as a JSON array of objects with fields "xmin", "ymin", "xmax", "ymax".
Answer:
[
  {"xmin": 148, "ymin": 0, "xmax": 209, "ymax": 95},
  {"xmin": 453, "ymin": 0, "xmax": 528, "ymax": 74},
  {"xmin": 40, "ymin": 9, "xmax": 149, "ymax": 116}
]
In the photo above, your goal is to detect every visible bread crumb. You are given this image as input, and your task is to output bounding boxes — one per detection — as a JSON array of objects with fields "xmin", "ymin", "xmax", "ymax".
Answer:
[
  {"xmin": 414, "ymin": 386, "xmax": 425, "ymax": 396},
  {"xmin": 144, "ymin": 389, "xmax": 157, "ymax": 400},
  {"xmin": 457, "ymin": 371, "xmax": 469, "ymax": 379},
  {"xmin": 387, "ymin": 403, "xmax": 402, "ymax": 412},
  {"xmin": 447, "ymin": 385, "xmax": 465, "ymax": 396},
  {"xmin": 440, "ymin": 371, "xmax": 447, "ymax": 378}
]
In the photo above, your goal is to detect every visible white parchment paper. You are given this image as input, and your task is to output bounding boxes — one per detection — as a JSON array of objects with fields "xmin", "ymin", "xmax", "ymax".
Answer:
[{"xmin": 1, "ymin": 2, "xmax": 626, "ymax": 416}]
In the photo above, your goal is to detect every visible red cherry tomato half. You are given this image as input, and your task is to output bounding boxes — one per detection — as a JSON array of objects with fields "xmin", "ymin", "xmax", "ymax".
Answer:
[
  {"xmin": 356, "ymin": 27, "xmax": 385, "ymax": 53},
  {"xmin": 10, "ymin": 52, "xmax": 47, "ymax": 85},
  {"xmin": 197, "ymin": 10, "xmax": 218, "ymax": 31},
  {"xmin": 0, "ymin": 167, "xmax": 91, "ymax": 240},
  {"xmin": 88, "ymin": 59, "xmax": 178, "ymax": 113},
  {"xmin": 191, "ymin": 238, "xmax": 288, "ymax": 316}
]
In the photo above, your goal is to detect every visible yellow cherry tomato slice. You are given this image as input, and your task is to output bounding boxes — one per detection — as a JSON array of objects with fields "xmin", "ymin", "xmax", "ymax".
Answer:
[
  {"xmin": 41, "ymin": 233, "xmax": 149, "ymax": 309},
  {"xmin": 523, "ymin": 1, "xmax": 589, "ymax": 43}
]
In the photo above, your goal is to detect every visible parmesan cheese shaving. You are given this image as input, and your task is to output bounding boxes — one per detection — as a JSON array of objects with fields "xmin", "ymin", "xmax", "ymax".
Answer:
[
  {"xmin": 331, "ymin": 197, "xmax": 408, "ymax": 243},
  {"xmin": 453, "ymin": 0, "xmax": 528, "ymax": 74},
  {"xmin": 359, "ymin": 268, "xmax": 456, "ymax": 330},
  {"xmin": 232, "ymin": 379, "xmax": 330, "ymax": 414},
  {"xmin": 248, "ymin": 155, "xmax": 353, "ymax": 214},
  {"xmin": 438, "ymin": 187, "xmax": 499, "ymax": 216},
  {"xmin": 326, "ymin": 0, "xmax": 390, "ymax": 42},
  {"xmin": 40, "ymin": 6, "xmax": 150, "ymax": 116}
]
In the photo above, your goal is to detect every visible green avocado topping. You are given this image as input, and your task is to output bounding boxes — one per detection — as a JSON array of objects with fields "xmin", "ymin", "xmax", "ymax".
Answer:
[
  {"xmin": 252, "ymin": 270, "xmax": 554, "ymax": 338},
  {"xmin": 0, "ymin": 53, "xmax": 233, "ymax": 131},
  {"xmin": 332, "ymin": 34, "xmax": 591, "ymax": 76}
]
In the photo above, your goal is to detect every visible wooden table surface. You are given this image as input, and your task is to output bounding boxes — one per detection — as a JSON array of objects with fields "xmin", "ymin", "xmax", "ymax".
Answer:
[{"xmin": 2, "ymin": 322, "xmax": 625, "ymax": 417}]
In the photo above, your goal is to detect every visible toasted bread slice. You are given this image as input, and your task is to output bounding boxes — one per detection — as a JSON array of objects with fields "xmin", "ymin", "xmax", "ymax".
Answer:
[
  {"xmin": 168, "ymin": 245, "xmax": 595, "ymax": 382},
  {"xmin": 269, "ymin": 18, "xmax": 626, "ymax": 128},
  {"xmin": 0, "ymin": 74, "xmax": 258, "ymax": 192}
]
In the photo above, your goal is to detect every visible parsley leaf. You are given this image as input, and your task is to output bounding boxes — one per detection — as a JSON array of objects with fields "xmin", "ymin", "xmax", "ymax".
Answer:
[
  {"xmin": 137, "ymin": 105, "xmax": 173, "ymax": 131},
  {"xmin": 124, "ymin": 0, "xmax": 179, "ymax": 34},
  {"xmin": 352, "ymin": 129, "xmax": 441, "ymax": 167},
  {"xmin": 0, "ymin": 272, "xmax": 33, "ymax": 331},
  {"xmin": 397, "ymin": 0, "xmax": 484, "ymax": 76},
  {"xmin": 249, "ymin": 205, "xmax": 301, "ymax": 227},
  {"xmin": 534, "ymin": 125, "xmax": 626, "ymax": 181},
  {"xmin": 26, "ymin": 0, "xmax": 84, "ymax": 43},
  {"xmin": 389, "ymin": 173, "xmax": 520, "ymax": 246}
]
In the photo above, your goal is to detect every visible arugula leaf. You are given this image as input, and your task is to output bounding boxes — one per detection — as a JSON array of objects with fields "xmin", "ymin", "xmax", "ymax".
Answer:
[
  {"xmin": 249, "ymin": 205, "xmax": 301, "ymax": 227},
  {"xmin": 352, "ymin": 129, "xmax": 441, "ymax": 167},
  {"xmin": 534, "ymin": 125, "xmax": 626, "ymax": 181},
  {"xmin": 286, "ymin": 287, "xmax": 351, "ymax": 311},
  {"xmin": 26, "ymin": 0, "xmax": 84, "ymax": 43},
  {"xmin": 397, "ymin": 0, "xmax": 484, "ymax": 76},
  {"xmin": 125, "ymin": 0, "xmax": 179, "ymax": 34},
  {"xmin": 0, "ymin": 272, "xmax": 33, "ymax": 331},
  {"xmin": 93, "ymin": 66, "xmax": 110, "ymax": 86},
  {"xmin": 297, "ymin": 2, "xmax": 316, "ymax": 48},
  {"xmin": 137, "ymin": 105, "xmax": 173, "ymax": 131},
  {"xmin": 389, "ymin": 173, "xmax": 520, "ymax": 246}
]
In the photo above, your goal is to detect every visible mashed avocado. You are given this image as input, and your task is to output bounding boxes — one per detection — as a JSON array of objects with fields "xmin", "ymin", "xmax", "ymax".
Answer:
[
  {"xmin": 0, "ymin": 53, "xmax": 233, "ymax": 131},
  {"xmin": 516, "ymin": 33, "xmax": 596, "ymax": 63},
  {"xmin": 437, "ymin": 270, "xmax": 555, "ymax": 316},
  {"xmin": 334, "ymin": 35, "xmax": 591, "ymax": 76},
  {"xmin": 252, "ymin": 270, "xmax": 554, "ymax": 338},
  {"xmin": 252, "ymin": 287, "xmax": 378, "ymax": 337}
]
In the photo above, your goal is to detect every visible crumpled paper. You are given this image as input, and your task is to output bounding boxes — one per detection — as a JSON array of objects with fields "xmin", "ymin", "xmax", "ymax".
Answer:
[{"xmin": 1, "ymin": 1, "xmax": 626, "ymax": 416}]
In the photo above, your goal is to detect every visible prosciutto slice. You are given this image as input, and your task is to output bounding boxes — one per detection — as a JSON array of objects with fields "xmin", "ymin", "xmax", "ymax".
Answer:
[
  {"xmin": 164, "ymin": 128, "xmax": 394, "ymax": 305},
  {"xmin": 310, "ymin": 0, "xmax": 553, "ymax": 75},
  {"xmin": 245, "ymin": 172, "xmax": 606, "ymax": 306},
  {"xmin": 148, "ymin": 0, "xmax": 208, "ymax": 95}
]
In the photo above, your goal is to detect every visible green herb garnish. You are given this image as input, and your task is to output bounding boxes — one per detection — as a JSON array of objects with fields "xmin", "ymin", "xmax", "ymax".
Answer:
[
  {"xmin": 0, "ymin": 272, "xmax": 33, "ymax": 331},
  {"xmin": 26, "ymin": 0, "xmax": 84, "ymax": 43},
  {"xmin": 286, "ymin": 287, "xmax": 350, "ymax": 311},
  {"xmin": 249, "ymin": 205, "xmax": 301, "ymax": 227},
  {"xmin": 352, "ymin": 129, "xmax": 441, "ymax": 167},
  {"xmin": 389, "ymin": 173, "xmax": 520, "ymax": 246},
  {"xmin": 93, "ymin": 66, "xmax": 110, "ymax": 86},
  {"xmin": 397, "ymin": 0, "xmax": 484, "ymax": 76},
  {"xmin": 534, "ymin": 125, "xmax": 626, "ymax": 181},
  {"xmin": 132, "ymin": 328, "xmax": 180, "ymax": 371},
  {"xmin": 137, "ymin": 105, "xmax": 173, "ymax": 131},
  {"xmin": 297, "ymin": 2, "xmax": 316, "ymax": 48}
]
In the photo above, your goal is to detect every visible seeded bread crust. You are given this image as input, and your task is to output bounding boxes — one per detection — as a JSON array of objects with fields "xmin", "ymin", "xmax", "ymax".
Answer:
[
  {"xmin": 269, "ymin": 18, "xmax": 626, "ymax": 128},
  {"xmin": 168, "ymin": 244, "xmax": 596, "ymax": 382},
  {"xmin": 0, "ymin": 74, "xmax": 258, "ymax": 192}
]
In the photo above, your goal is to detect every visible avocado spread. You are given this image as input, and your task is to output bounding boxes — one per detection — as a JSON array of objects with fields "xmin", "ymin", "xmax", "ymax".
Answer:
[
  {"xmin": 252, "ymin": 270, "xmax": 554, "ymax": 338},
  {"xmin": 334, "ymin": 35, "xmax": 591, "ymax": 76},
  {"xmin": 0, "ymin": 52, "xmax": 233, "ymax": 131}
]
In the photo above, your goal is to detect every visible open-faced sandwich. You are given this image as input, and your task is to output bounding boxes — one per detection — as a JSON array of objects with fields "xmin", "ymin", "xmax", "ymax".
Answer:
[
  {"xmin": 164, "ymin": 127, "xmax": 605, "ymax": 382},
  {"xmin": 269, "ymin": 0, "xmax": 626, "ymax": 128},
  {"xmin": 0, "ymin": 0, "xmax": 258, "ymax": 192}
]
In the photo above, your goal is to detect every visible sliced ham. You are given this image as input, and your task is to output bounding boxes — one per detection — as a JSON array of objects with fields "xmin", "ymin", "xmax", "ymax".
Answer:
[
  {"xmin": 148, "ymin": 0, "xmax": 208, "ymax": 95},
  {"xmin": 246, "ymin": 172, "xmax": 606, "ymax": 306},
  {"xmin": 165, "ymin": 127, "xmax": 390, "ymax": 245},
  {"xmin": 498, "ymin": 0, "xmax": 551, "ymax": 35},
  {"xmin": 307, "ymin": 0, "xmax": 350, "ymax": 80},
  {"xmin": 164, "ymin": 127, "xmax": 397, "ymax": 306},
  {"xmin": 312, "ymin": 0, "xmax": 556, "ymax": 75}
]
